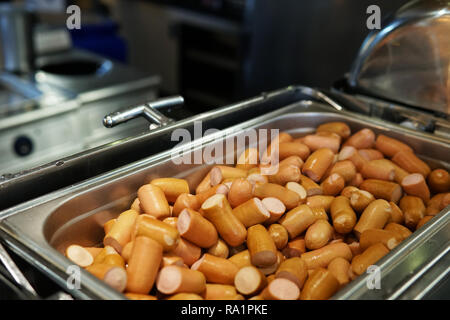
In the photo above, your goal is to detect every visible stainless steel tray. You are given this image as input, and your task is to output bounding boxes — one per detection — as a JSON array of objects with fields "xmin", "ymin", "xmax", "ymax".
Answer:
[{"xmin": 0, "ymin": 101, "xmax": 448, "ymax": 300}]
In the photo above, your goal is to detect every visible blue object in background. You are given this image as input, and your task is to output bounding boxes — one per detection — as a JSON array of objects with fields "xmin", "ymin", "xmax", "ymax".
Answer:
[{"xmin": 69, "ymin": 19, "xmax": 128, "ymax": 63}]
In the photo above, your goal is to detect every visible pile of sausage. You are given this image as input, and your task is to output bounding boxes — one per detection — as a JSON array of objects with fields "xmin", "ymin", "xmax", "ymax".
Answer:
[{"xmin": 65, "ymin": 122, "xmax": 450, "ymax": 300}]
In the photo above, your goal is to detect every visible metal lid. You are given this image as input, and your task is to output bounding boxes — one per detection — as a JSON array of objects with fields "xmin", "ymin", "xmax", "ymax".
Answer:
[{"xmin": 349, "ymin": 0, "xmax": 450, "ymax": 115}]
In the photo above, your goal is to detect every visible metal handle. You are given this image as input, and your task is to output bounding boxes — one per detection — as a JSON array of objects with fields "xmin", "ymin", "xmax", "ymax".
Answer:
[
  {"xmin": 0, "ymin": 242, "xmax": 37, "ymax": 297},
  {"xmin": 103, "ymin": 95, "xmax": 183, "ymax": 129}
]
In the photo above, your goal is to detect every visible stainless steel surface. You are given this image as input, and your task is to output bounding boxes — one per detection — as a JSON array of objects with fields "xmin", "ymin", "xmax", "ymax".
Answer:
[
  {"xmin": 0, "ymin": 86, "xmax": 311, "ymax": 210},
  {"xmin": 103, "ymin": 96, "xmax": 183, "ymax": 129},
  {"xmin": 333, "ymin": 208, "xmax": 449, "ymax": 300},
  {"xmin": 349, "ymin": 0, "xmax": 450, "ymax": 114},
  {"xmin": 0, "ymin": 242, "xmax": 37, "ymax": 297},
  {"xmin": 0, "ymin": 4, "xmax": 35, "ymax": 74},
  {"xmin": 0, "ymin": 100, "xmax": 448, "ymax": 299},
  {"xmin": 0, "ymin": 47, "xmax": 160, "ymax": 175}
]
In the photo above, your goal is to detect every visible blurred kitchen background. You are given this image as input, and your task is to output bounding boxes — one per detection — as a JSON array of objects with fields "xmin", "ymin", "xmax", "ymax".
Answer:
[{"xmin": 0, "ymin": 0, "xmax": 409, "ymax": 175}]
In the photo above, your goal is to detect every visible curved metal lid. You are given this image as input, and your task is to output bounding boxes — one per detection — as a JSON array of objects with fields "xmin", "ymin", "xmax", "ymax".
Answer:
[{"xmin": 349, "ymin": 0, "xmax": 450, "ymax": 115}]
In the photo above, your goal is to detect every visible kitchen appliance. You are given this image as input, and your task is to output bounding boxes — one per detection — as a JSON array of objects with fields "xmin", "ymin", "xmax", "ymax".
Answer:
[
  {"xmin": 0, "ymin": 3, "xmax": 36, "ymax": 74},
  {"xmin": 332, "ymin": 0, "xmax": 450, "ymax": 139}
]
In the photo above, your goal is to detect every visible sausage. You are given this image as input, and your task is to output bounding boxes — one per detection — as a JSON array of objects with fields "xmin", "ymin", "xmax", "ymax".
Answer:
[
  {"xmin": 191, "ymin": 253, "xmax": 239, "ymax": 285},
  {"xmin": 349, "ymin": 189, "xmax": 375, "ymax": 213},
  {"xmin": 416, "ymin": 215, "xmax": 433, "ymax": 230},
  {"xmin": 392, "ymin": 150, "xmax": 431, "ymax": 178},
  {"xmin": 268, "ymin": 164, "xmax": 301, "ymax": 185},
  {"xmin": 268, "ymin": 224, "xmax": 289, "ymax": 250},
  {"xmin": 125, "ymin": 293, "xmax": 157, "ymax": 300},
  {"xmin": 353, "ymin": 199, "xmax": 391, "ymax": 238},
  {"xmin": 348, "ymin": 173, "xmax": 364, "ymax": 187},
  {"xmin": 316, "ymin": 122, "xmax": 351, "ymax": 139},
  {"xmin": 327, "ymin": 257, "xmax": 351, "ymax": 288},
  {"xmin": 277, "ymin": 142, "xmax": 311, "ymax": 161},
  {"xmin": 399, "ymin": 196, "xmax": 426, "ymax": 230},
  {"xmin": 338, "ymin": 146, "xmax": 367, "ymax": 171},
  {"xmin": 340, "ymin": 186, "xmax": 359, "ymax": 198},
  {"xmin": 195, "ymin": 183, "xmax": 229, "ymax": 205},
  {"xmin": 247, "ymin": 224, "xmax": 278, "ymax": 267},
  {"xmin": 375, "ymin": 134, "xmax": 413, "ymax": 157},
  {"xmin": 247, "ymin": 167, "xmax": 269, "ymax": 185},
  {"xmin": 160, "ymin": 254, "xmax": 185, "ymax": 268},
  {"xmin": 359, "ymin": 179, "xmax": 403, "ymax": 203},
  {"xmin": 359, "ymin": 229, "xmax": 401, "ymax": 251},
  {"xmin": 84, "ymin": 247, "xmax": 102, "ymax": 259},
  {"xmin": 440, "ymin": 193, "xmax": 450, "ymax": 210},
  {"xmin": 156, "ymin": 265, "xmax": 206, "ymax": 295},
  {"xmin": 401, "ymin": 173, "xmax": 430, "ymax": 203},
  {"xmin": 234, "ymin": 266, "xmax": 267, "ymax": 296},
  {"xmin": 210, "ymin": 166, "xmax": 248, "ymax": 186},
  {"xmin": 162, "ymin": 217, "xmax": 178, "ymax": 229},
  {"xmin": 426, "ymin": 193, "xmax": 445, "ymax": 215},
  {"xmin": 299, "ymin": 175, "xmax": 323, "ymax": 196},
  {"xmin": 282, "ymin": 237, "xmax": 306, "ymax": 258},
  {"xmin": 177, "ymin": 208, "xmax": 218, "ymax": 248},
  {"xmin": 285, "ymin": 182, "xmax": 307, "ymax": 203},
  {"xmin": 201, "ymin": 194, "xmax": 247, "ymax": 247},
  {"xmin": 227, "ymin": 178, "xmax": 253, "ymax": 208},
  {"xmin": 328, "ymin": 160, "xmax": 357, "ymax": 183},
  {"xmin": 93, "ymin": 246, "xmax": 118, "ymax": 265},
  {"xmin": 253, "ymin": 183, "xmax": 300, "ymax": 209},
  {"xmin": 275, "ymin": 257, "xmax": 308, "ymax": 289},
  {"xmin": 257, "ymin": 249, "xmax": 284, "ymax": 275},
  {"xmin": 301, "ymin": 242, "xmax": 352, "ymax": 269},
  {"xmin": 358, "ymin": 149, "xmax": 384, "ymax": 161},
  {"xmin": 427, "ymin": 169, "xmax": 450, "ymax": 194},
  {"xmin": 261, "ymin": 197, "xmax": 286, "ymax": 223},
  {"xmin": 384, "ymin": 222, "xmax": 412, "ymax": 241},
  {"xmin": 150, "ymin": 178, "xmax": 190, "ymax": 203},
  {"xmin": 351, "ymin": 243, "xmax": 389, "ymax": 276},
  {"xmin": 232, "ymin": 198, "xmax": 271, "ymax": 227},
  {"xmin": 320, "ymin": 173, "xmax": 345, "ymax": 196},
  {"xmin": 302, "ymin": 134, "xmax": 341, "ymax": 154},
  {"xmin": 302, "ymin": 148, "xmax": 335, "ymax": 182},
  {"xmin": 86, "ymin": 264, "xmax": 127, "ymax": 292},
  {"xmin": 167, "ymin": 293, "xmax": 203, "ymax": 300},
  {"xmin": 196, "ymin": 171, "xmax": 212, "ymax": 194},
  {"xmin": 138, "ymin": 184, "xmax": 171, "ymax": 219},
  {"xmin": 361, "ymin": 160, "xmax": 395, "ymax": 181},
  {"xmin": 343, "ymin": 128, "xmax": 375, "ymax": 149},
  {"xmin": 103, "ymin": 209, "xmax": 138, "ymax": 253},
  {"xmin": 306, "ymin": 195, "xmax": 335, "ymax": 212},
  {"xmin": 236, "ymin": 148, "xmax": 259, "ymax": 171},
  {"xmin": 310, "ymin": 207, "xmax": 329, "ymax": 221},
  {"xmin": 279, "ymin": 155, "xmax": 304, "ymax": 168},
  {"xmin": 300, "ymin": 268, "xmax": 339, "ymax": 300},
  {"xmin": 228, "ymin": 250, "xmax": 252, "ymax": 269},
  {"xmin": 279, "ymin": 204, "xmax": 316, "ymax": 239},
  {"xmin": 204, "ymin": 284, "xmax": 239, "ymax": 300},
  {"xmin": 304, "ymin": 219, "xmax": 333, "ymax": 250},
  {"xmin": 330, "ymin": 196, "xmax": 357, "ymax": 234},
  {"xmin": 130, "ymin": 198, "xmax": 142, "ymax": 213},
  {"xmin": 126, "ymin": 236, "xmax": 163, "ymax": 294},
  {"xmin": 172, "ymin": 193, "xmax": 200, "ymax": 217},
  {"xmin": 260, "ymin": 278, "xmax": 300, "ymax": 300},
  {"xmin": 207, "ymin": 239, "xmax": 229, "ymax": 259},
  {"xmin": 170, "ymin": 238, "xmax": 202, "ymax": 267},
  {"xmin": 65, "ymin": 245, "xmax": 94, "ymax": 267},
  {"xmin": 103, "ymin": 252, "xmax": 126, "ymax": 269},
  {"xmin": 133, "ymin": 215, "xmax": 180, "ymax": 251},
  {"xmin": 388, "ymin": 201, "xmax": 404, "ymax": 224}
]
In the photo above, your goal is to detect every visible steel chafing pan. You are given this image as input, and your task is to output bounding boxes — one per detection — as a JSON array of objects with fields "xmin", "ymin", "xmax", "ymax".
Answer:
[{"xmin": 0, "ymin": 100, "xmax": 448, "ymax": 300}]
